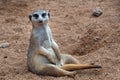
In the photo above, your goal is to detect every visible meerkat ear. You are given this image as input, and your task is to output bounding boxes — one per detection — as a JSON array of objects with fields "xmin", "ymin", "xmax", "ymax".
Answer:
[
  {"xmin": 29, "ymin": 14, "xmax": 32, "ymax": 21},
  {"xmin": 48, "ymin": 13, "xmax": 50, "ymax": 18},
  {"xmin": 47, "ymin": 10, "xmax": 50, "ymax": 18}
]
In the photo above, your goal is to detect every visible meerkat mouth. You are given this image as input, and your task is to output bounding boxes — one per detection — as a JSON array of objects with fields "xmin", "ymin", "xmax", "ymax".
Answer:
[{"xmin": 39, "ymin": 20, "xmax": 43, "ymax": 23}]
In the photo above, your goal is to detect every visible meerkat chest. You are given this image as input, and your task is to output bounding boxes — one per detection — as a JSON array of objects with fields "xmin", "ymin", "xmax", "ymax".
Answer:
[
  {"xmin": 33, "ymin": 26, "xmax": 52, "ymax": 48},
  {"xmin": 39, "ymin": 29, "xmax": 52, "ymax": 48},
  {"xmin": 36, "ymin": 33, "xmax": 52, "ymax": 48},
  {"xmin": 42, "ymin": 26, "xmax": 52, "ymax": 48}
]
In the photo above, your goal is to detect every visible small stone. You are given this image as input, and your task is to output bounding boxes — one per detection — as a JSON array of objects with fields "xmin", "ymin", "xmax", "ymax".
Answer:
[
  {"xmin": 93, "ymin": 7, "xmax": 103, "ymax": 17},
  {"xmin": 93, "ymin": 36, "xmax": 101, "ymax": 42},
  {"xmin": 0, "ymin": 42, "xmax": 10, "ymax": 48}
]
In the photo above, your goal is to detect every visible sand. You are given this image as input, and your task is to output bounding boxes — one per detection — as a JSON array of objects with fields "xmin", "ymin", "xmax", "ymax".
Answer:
[{"xmin": 0, "ymin": 0, "xmax": 120, "ymax": 80}]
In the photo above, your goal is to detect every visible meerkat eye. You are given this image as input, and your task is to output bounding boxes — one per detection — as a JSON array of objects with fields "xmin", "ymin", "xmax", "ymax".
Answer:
[
  {"xmin": 42, "ymin": 13, "xmax": 46, "ymax": 18},
  {"xmin": 33, "ymin": 14, "xmax": 39, "ymax": 19}
]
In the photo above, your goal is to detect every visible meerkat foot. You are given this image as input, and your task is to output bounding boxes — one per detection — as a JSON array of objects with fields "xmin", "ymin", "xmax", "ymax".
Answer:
[{"xmin": 67, "ymin": 71, "xmax": 77, "ymax": 78}]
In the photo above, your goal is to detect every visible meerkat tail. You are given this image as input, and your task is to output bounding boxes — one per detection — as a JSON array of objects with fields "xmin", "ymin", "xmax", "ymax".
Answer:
[{"xmin": 61, "ymin": 64, "xmax": 102, "ymax": 71}]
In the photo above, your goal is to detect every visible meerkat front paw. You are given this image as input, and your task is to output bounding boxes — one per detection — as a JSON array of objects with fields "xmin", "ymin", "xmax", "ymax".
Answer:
[{"xmin": 56, "ymin": 59, "xmax": 64, "ymax": 67}]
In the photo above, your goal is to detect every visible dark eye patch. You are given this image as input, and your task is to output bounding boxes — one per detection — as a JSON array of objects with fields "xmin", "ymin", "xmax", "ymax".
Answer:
[
  {"xmin": 42, "ymin": 13, "xmax": 46, "ymax": 18},
  {"xmin": 33, "ymin": 14, "xmax": 39, "ymax": 19}
]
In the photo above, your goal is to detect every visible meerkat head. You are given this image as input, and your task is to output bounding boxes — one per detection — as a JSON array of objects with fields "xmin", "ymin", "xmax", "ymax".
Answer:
[{"xmin": 29, "ymin": 10, "xmax": 50, "ymax": 26}]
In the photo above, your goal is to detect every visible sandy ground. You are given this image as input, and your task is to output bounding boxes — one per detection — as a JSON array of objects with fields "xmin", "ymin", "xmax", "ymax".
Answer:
[{"xmin": 0, "ymin": 0, "xmax": 120, "ymax": 80}]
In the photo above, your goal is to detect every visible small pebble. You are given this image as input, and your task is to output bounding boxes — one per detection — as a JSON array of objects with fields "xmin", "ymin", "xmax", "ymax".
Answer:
[
  {"xmin": 0, "ymin": 42, "xmax": 10, "ymax": 48},
  {"xmin": 4, "ymin": 56, "xmax": 7, "ymax": 58},
  {"xmin": 93, "ymin": 7, "xmax": 103, "ymax": 17},
  {"xmin": 93, "ymin": 36, "xmax": 101, "ymax": 42}
]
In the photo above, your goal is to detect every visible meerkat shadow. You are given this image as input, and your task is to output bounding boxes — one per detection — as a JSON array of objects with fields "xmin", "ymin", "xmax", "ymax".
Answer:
[{"xmin": 77, "ymin": 69, "xmax": 103, "ymax": 76}]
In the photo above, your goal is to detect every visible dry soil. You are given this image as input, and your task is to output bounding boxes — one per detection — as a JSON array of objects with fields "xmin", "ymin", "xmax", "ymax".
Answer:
[{"xmin": 0, "ymin": 0, "xmax": 120, "ymax": 80}]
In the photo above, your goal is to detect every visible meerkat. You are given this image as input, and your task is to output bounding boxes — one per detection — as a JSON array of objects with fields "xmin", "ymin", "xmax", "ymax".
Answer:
[{"xmin": 27, "ymin": 10, "xmax": 102, "ymax": 77}]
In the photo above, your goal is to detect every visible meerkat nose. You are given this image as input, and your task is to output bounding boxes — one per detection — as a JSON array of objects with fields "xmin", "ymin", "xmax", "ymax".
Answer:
[{"xmin": 39, "ymin": 20, "xmax": 43, "ymax": 23}]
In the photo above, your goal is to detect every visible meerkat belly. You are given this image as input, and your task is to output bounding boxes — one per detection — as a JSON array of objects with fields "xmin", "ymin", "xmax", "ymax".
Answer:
[
  {"xmin": 32, "ymin": 53, "xmax": 57, "ymax": 70},
  {"xmin": 42, "ymin": 40, "xmax": 51, "ymax": 48},
  {"xmin": 33, "ymin": 40, "xmax": 57, "ymax": 64},
  {"xmin": 43, "ymin": 40, "xmax": 56, "ymax": 57},
  {"xmin": 42, "ymin": 40, "xmax": 58, "ymax": 62}
]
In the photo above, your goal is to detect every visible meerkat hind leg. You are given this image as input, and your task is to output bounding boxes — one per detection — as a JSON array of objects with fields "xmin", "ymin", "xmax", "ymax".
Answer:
[
  {"xmin": 61, "ymin": 54, "xmax": 79, "ymax": 64},
  {"xmin": 61, "ymin": 64, "xmax": 102, "ymax": 71},
  {"xmin": 38, "ymin": 64, "xmax": 76, "ymax": 77},
  {"xmin": 61, "ymin": 54, "xmax": 102, "ymax": 71}
]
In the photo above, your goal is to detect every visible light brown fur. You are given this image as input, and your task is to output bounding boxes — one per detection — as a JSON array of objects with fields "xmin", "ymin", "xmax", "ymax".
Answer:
[{"xmin": 27, "ymin": 10, "xmax": 102, "ymax": 77}]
